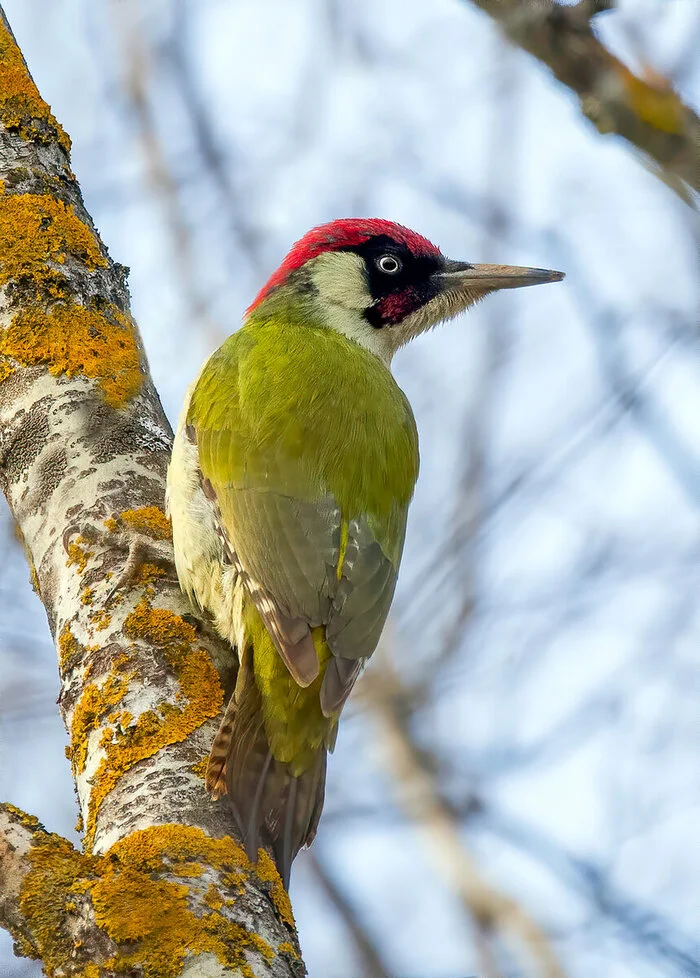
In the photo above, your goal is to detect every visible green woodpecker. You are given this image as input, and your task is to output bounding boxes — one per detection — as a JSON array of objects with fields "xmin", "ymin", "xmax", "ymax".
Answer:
[{"xmin": 166, "ymin": 219, "xmax": 563, "ymax": 885}]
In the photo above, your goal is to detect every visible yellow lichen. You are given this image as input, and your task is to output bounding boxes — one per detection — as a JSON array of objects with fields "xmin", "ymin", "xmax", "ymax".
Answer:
[
  {"xmin": 89, "ymin": 608, "xmax": 112, "ymax": 632},
  {"xmin": 65, "ymin": 537, "xmax": 92, "ymax": 573},
  {"xmin": 57, "ymin": 621, "xmax": 85, "ymax": 674},
  {"xmin": 80, "ymin": 586, "xmax": 94, "ymax": 606},
  {"xmin": 278, "ymin": 940, "xmax": 300, "ymax": 959},
  {"xmin": 19, "ymin": 832, "xmax": 95, "ymax": 974},
  {"xmin": 191, "ymin": 755, "xmax": 209, "ymax": 781},
  {"xmin": 0, "ymin": 19, "xmax": 71, "ymax": 153},
  {"xmin": 619, "ymin": 64, "xmax": 687, "ymax": 136},
  {"xmin": 0, "ymin": 193, "xmax": 104, "ymax": 290},
  {"xmin": 109, "ymin": 506, "xmax": 173, "ymax": 541},
  {"xmin": 70, "ymin": 673, "xmax": 129, "ymax": 776},
  {"xmin": 0, "ymin": 302, "xmax": 144, "ymax": 408},
  {"xmin": 204, "ymin": 883, "xmax": 224, "ymax": 911},
  {"xmin": 4, "ymin": 802, "xmax": 43, "ymax": 832},
  {"xmin": 14, "ymin": 818, "xmax": 295, "ymax": 977},
  {"xmin": 108, "ymin": 710, "xmax": 134, "ymax": 730},
  {"xmin": 135, "ymin": 562, "xmax": 166, "ymax": 587},
  {"xmin": 257, "ymin": 850, "xmax": 296, "ymax": 930},
  {"xmin": 90, "ymin": 826, "xmax": 277, "ymax": 977},
  {"xmin": 0, "ymin": 193, "xmax": 144, "ymax": 407},
  {"xmin": 0, "ymin": 358, "xmax": 14, "ymax": 383},
  {"xmin": 82, "ymin": 598, "xmax": 223, "ymax": 850}
]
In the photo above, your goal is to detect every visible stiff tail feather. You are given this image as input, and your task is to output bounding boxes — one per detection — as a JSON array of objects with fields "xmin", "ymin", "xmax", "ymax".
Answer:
[{"xmin": 206, "ymin": 644, "xmax": 327, "ymax": 889}]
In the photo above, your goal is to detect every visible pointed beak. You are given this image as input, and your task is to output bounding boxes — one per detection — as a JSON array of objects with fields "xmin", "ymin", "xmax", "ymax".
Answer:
[{"xmin": 436, "ymin": 260, "xmax": 565, "ymax": 293}]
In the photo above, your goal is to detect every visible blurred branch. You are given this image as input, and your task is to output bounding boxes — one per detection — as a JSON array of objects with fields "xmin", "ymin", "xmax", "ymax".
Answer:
[
  {"xmin": 361, "ymin": 665, "xmax": 566, "ymax": 978},
  {"xmin": 109, "ymin": 0, "xmax": 223, "ymax": 342},
  {"xmin": 307, "ymin": 852, "xmax": 391, "ymax": 978},
  {"xmin": 464, "ymin": 0, "xmax": 700, "ymax": 203},
  {"xmin": 321, "ymin": 790, "xmax": 700, "ymax": 975},
  {"xmin": 480, "ymin": 804, "xmax": 700, "ymax": 975},
  {"xmin": 163, "ymin": 0, "xmax": 268, "ymax": 280}
]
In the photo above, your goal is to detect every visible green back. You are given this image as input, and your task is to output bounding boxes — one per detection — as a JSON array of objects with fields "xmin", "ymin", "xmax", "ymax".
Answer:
[{"xmin": 189, "ymin": 289, "xmax": 419, "ymax": 562}]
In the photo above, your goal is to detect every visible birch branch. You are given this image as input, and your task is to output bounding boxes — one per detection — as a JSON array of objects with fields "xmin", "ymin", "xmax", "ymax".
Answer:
[
  {"xmin": 0, "ymin": 8, "xmax": 303, "ymax": 975},
  {"xmin": 465, "ymin": 0, "xmax": 700, "ymax": 202}
]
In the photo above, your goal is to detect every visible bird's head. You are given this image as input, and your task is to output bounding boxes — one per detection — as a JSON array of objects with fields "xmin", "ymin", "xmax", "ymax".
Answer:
[{"xmin": 248, "ymin": 219, "xmax": 564, "ymax": 363}]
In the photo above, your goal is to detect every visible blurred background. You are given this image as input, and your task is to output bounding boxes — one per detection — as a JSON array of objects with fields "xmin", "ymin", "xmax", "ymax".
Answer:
[{"xmin": 0, "ymin": 0, "xmax": 698, "ymax": 975}]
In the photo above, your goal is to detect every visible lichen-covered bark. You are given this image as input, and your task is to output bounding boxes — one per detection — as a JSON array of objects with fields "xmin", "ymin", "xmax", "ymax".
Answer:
[
  {"xmin": 0, "ymin": 9, "xmax": 303, "ymax": 976},
  {"xmin": 468, "ymin": 0, "xmax": 700, "ymax": 200}
]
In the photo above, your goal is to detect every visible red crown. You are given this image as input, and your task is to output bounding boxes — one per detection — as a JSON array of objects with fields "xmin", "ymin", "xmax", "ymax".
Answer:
[{"xmin": 248, "ymin": 218, "xmax": 441, "ymax": 312}]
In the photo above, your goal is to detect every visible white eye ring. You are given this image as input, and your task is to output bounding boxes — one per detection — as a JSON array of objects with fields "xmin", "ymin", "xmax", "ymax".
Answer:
[{"xmin": 377, "ymin": 254, "xmax": 402, "ymax": 274}]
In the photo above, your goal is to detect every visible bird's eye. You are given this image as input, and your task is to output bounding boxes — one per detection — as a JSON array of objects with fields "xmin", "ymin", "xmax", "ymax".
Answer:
[{"xmin": 377, "ymin": 254, "xmax": 402, "ymax": 274}]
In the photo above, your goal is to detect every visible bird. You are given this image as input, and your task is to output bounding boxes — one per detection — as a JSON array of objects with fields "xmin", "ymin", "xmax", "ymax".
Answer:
[{"xmin": 166, "ymin": 218, "xmax": 563, "ymax": 887}]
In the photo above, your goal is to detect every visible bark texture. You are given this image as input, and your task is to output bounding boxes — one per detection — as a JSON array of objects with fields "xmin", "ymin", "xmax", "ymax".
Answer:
[
  {"xmin": 468, "ymin": 0, "xmax": 700, "ymax": 200},
  {"xmin": 0, "ymin": 9, "xmax": 303, "ymax": 976}
]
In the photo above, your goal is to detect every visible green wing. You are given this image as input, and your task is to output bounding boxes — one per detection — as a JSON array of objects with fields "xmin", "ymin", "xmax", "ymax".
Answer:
[{"xmin": 188, "ymin": 318, "xmax": 418, "ymax": 709}]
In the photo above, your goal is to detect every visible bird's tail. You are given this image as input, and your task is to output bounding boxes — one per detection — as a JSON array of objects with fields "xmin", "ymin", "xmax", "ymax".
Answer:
[{"xmin": 206, "ymin": 641, "xmax": 328, "ymax": 889}]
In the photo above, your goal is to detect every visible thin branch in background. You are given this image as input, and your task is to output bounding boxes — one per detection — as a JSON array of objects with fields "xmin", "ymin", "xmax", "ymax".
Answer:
[
  {"xmin": 307, "ymin": 852, "xmax": 392, "ymax": 978},
  {"xmin": 163, "ymin": 0, "xmax": 269, "ymax": 281},
  {"xmin": 108, "ymin": 0, "xmax": 224, "ymax": 345},
  {"xmin": 464, "ymin": 0, "xmax": 700, "ymax": 203},
  {"xmin": 360, "ymin": 664, "xmax": 566, "ymax": 978},
  {"xmin": 477, "ymin": 804, "xmax": 700, "ymax": 975}
]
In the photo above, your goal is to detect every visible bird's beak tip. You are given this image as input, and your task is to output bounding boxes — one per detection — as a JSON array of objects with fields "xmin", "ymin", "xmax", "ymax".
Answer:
[{"xmin": 438, "ymin": 261, "xmax": 565, "ymax": 291}]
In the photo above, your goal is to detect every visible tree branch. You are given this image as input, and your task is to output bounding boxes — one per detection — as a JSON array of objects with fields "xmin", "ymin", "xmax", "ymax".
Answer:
[
  {"xmin": 0, "ymin": 7, "xmax": 303, "ymax": 975},
  {"xmin": 464, "ymin": 0, "xmax": 700, "ymax": 201},
  {"xmin": 361, "ymin": 665, "xmax": 566, "ymax": 978}
]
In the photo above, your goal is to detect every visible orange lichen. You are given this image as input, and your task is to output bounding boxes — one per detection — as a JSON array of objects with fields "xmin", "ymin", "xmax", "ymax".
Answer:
[
  {"xmin": 18, "ymin": 831, "xmax": 95, "ymax": 974},
  {"xmin": 82, "ymin": 598, "xmax": 223, "ymax": 850},
  {"xmin": 191, "ymin": 755, "xmax": 209, "ymax": 781},
  {"xmin": 65, "ymin": 537, "xmax": 92, "ymax": 573},
  {"xmin": 257, "ymin": 850, "xmax": 295, "ymax": 930},
  {"xmin": 278, "ymin": 940, "xmax": 300, "ymax": 960},
  {"xmin": 111, "ymin": 506, "xmax": 173, "ymax": 541},
  {"xmin": 13, "ymin": 817, "xmax": 296, "ymax": 976},
  {"xmin": 0, "ymin": 19, "xmax": 71, "ymax": 154},
  {"xmin": 57, "ymin": 621, "xmax": 85, "ymax": 674},
  {"xmin": 0, "ymin": 193, "xmax": 104, "ymax": 290},
  {"xmin": 90, "ymin": 826, "xmax": 277, "ymax": 977},
  {"xmin": 0, "ymin": 303, "xmax": 143, "ymax": 408},
  {"xmin": 89, "ymin": 608, "xmax": 112, "ymax": 632},
  {"xmin": 70, "ymin": 673, "xmax": 129, "ymax": 776},
  {"xmin": 0, "ymin": 193, "xmax": 143, "ymax": 407},
  {"xmin": 619, "ymin": 64, "xmax": 687, "ymax": 136}
]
